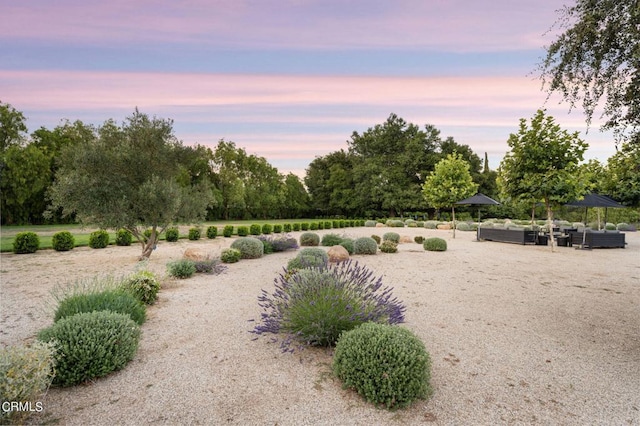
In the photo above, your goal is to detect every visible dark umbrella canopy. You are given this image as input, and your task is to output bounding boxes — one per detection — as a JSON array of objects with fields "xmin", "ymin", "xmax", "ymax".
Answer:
[
  {"xmin": 455, "ymin": 193, "xmax": 501, "ymax": 205},
  {"xmin": 565, "ymin": 193, "xmax": 625, "ymax": 208}
]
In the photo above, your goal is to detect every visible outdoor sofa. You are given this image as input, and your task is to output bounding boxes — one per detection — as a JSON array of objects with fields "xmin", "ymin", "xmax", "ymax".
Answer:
[
  {"xmin": 568, "ymin": 230, "xmax": 626, "ymax": 249},
  {"xmin": 478, "ymin": 227, "xmax": 538, "ymax": 245}
]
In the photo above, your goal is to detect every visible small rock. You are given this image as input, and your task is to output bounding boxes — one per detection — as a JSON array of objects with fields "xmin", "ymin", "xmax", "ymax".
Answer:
[{"xmin": 183, "ymin": 248, "xmax": 207, "ymax": 261}]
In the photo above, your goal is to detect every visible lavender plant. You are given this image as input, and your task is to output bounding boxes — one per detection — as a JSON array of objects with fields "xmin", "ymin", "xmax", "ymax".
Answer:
[{"xmin": 252, "ymin": 260, "xmax": 406, "ymax": 350}]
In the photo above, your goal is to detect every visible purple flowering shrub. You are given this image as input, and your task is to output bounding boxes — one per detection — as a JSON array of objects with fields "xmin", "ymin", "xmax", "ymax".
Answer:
[
  {"xmin": 251, "ymin": 260, "xmax": 406, "ymax": 350},
  {"xmin": 257, "ymin": 234, "xmax": 299, "ymax": 254}
]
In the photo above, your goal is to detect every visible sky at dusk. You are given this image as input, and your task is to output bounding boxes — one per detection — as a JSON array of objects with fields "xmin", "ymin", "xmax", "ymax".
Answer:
[{"xmin": 0, "ymin": 0, "xmax": 616, "ymax": 177}]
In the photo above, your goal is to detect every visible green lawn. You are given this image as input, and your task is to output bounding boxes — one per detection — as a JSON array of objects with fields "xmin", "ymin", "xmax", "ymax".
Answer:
[{"xmin": 0, "ymin": 219, "xmax": 332, "ymax": 252}]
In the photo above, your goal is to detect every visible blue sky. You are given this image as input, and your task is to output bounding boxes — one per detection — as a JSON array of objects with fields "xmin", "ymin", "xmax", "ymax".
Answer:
[{"xmin": 0, "ymin": 0, "xmax": 615, "ymax": 177}]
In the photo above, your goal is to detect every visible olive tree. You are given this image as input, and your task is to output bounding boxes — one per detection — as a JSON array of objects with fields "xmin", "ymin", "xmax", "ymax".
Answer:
[
  {"xmin": 497, "ymin": 110, "xmax": 588, "ymax": 249},
  {"xmin": 48, "ymin": 110, "xmax": 213, "ymax": 259},
  {"xmin": 422, "ymin": 153, "xmax": 478, "ymax": 238}
]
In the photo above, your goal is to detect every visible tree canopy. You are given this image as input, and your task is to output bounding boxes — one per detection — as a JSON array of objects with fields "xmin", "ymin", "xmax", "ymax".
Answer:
[
  {"xmin": 48, "ymin": 110, "xmax": 213, "ymax": 259},
  {"xmin": 539, "ymin": 0, "xmax": 640, "ymax": 143}
]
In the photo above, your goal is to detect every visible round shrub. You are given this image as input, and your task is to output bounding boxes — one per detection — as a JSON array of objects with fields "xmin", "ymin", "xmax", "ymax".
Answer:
[
  {"xmin": 253, "ymin": 260, "xmax": 406, "ymax": 349},
  {"xmin": 364, "ymin": 220, "xmax": 377, "ymax": 227},
  {"xmin": 187, "ymin": 227, "xmax": 200, "ymax": 241},
  {"xmin": 456, "ymin": 222, "xmax": 472, "ymax": 232},
  {"xmin": 292, "ymin": 223, "xmax": 301, "ymax": 231},
  {"xmin": 206, "ymin": 225, "xmax": 218, "ymax": 239},
  {"xmin": 38, "ymin": 311, "xmax": 141, "ymax": 387},
  {"xmin": 321, "ymin": 233, "xmax": 343, "ymax": 246},
  {"xmin": 301, "ymin": 223, "xmax": 310, "ymax": 231},
  {"xmin": 287, "ymin": 247, "xmax": 328, "ymax": 270},
  {"xmin": 120, "ymin": 270, "xmax": 161, "ymax": 305},
  {"xmin": 339, "ymin": 238, "xmax": 355, "ymax": 255},
  {"xmin": 273, "ymin": 224, "xmax": 283, "ymax": 233},
  {"xmin": 262, "ymin": 223, "xmax": 273, "ymax": 234},
  {"xmin": 379, "ymin": 240, "xmax": 398, "ymax": 253},
  {"xmin": 423, "ymin": 237, "xmax": 447, "ymax": 252},
  {"xmin": 317, "ymin": 221, "xmax": 324, "ymax": 230},
  {"xmin": 283, "ymin": 223, "xmax": 292, "ymax": 232},
  {"xmin": 382, "ymin": 232, "xmax": 400, "ymax": 243},
  {"xmin": 617, "ymin": 223, "xmax": 634, "ymax": 231},
  {"xmin": 605, "ymin": 222, "xmax": 617, "ymax": 230},
  {"xmin": 237, "ymin": 226, "xmax": 249, "ymax": 237},
  {"xmin": 371, "ymin": 234, "xmax": 381, "ymax": 244},
  {"xmin": 300, "ymin": 232, "xmax": 320, "ymax": 246},
  {"xmin": 221, "ymin": 248, "xmax": 241, "ymax": 263},
  {"xmin": 12, "ymin": 232, "xmax": 40, "ymax": 254},
  {"xmin": 165, "ymin": 227, "xmax": 180, "ymax": 242},
  {"xmin": 414, "ymin": 235, "xmax": 425, "ymax": 244},
  {"xmin": 167, "ymin": 259, "xmax": 196, "ymax": 279},
  {"xmin": 354, "ymin": 237, "xmax": 378, "ymax": 255},
  {"xmin": 115, "ymin": 229, "xmax": 133, "ymax": 246},
  {"xmin": 250, "ymin": 224, "xmax": 262, "ymax": 235},
  {"xmin": 223, "ymin": 225, "xmax": 234, "ymax": 237},
  {"xmin": 324, "ymin": 221, "xmax": 332, "ymax": 229},
  {"xmin": 424, "ymin": 220, "xmax": 439, "ymax": 229},
  {"xmin": 54, "ymin": 289, "xmax": 146, "ymax": 325},
  {"xmin": 309, "ymin": 222, "xmax": 319, "ymax": 230},
  {"xmin": 386, "ymin": 219, "xmax": 404, "ymax": 228},
  {"xmin": 333, "ymin": 322, "xmax": 431, "ymax": 409},
  {"xmin": 89, "ymin": 230, "xmax": 109, "ymax": 249},
  {"xmin": 52, "ymin": 231, "xmax": 75, "ymax": 251},
  {"xmin": 230, "ymin": 237, "xmax": 264, "ymax": 259}
]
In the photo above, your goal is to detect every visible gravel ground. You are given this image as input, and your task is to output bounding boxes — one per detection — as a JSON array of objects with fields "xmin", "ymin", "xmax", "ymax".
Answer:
[{"xmin": 1, "ymin": 227, "xmax": 639, "ymax": 425}]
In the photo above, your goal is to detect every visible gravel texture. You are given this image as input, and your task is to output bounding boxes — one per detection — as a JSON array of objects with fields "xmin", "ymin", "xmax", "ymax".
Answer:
[{"xmin": 1, "ymin": 227, "xmax": 639, "ymax": 425}]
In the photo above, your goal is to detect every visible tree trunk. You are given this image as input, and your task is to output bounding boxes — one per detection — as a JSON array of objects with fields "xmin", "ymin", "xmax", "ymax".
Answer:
[
  {"xmin": 138, "ymin": 232, "xmax": 157, "ymax": 260},
  {"xmin": 451, "ymin": 206, "xmax": 456, "ymax": 239},
  {"xmin": 545, "ymin": 200, "xmax": 554, "ymax": 253}
]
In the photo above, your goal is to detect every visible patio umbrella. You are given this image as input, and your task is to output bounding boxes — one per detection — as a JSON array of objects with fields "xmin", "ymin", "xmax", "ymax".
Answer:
[
  {"xmin": 565, "ymin": 192, "xmax": 626, "ymax": 248},
  {"xmin": 456, "ymin": 193, "xmax": 501, "ymax": 240}
]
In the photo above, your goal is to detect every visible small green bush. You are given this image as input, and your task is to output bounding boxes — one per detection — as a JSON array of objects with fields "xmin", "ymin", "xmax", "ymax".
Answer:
[
  {"xmin": 287, "ymin": 247, "xmax": 328, "ymax": 270},
  {"xmin": 54, "ymin": 289, "xmax": 146, "ymax": 325},
  {"xmin": 386, "ymin": 219, "xmax": 404, "ymax": 228},
  {"xmin": 300, "ymin": 232, "xmax": 320, "ymax": 246},
  {"xmin": 206, "ymin": 225, "xmax": 218, "ymax": 239},
  {"xmin": 605, "ymin": 222, "xmax": 617, "ymax": 230},
  {"xmin": 12, "ymin": 232, "xmax": 40, "ymax": 254},
  {"xmin": 324, "ymin": 221, "xmax": 332, "ymax": 229},
  {"xmin": 309, "ymin": 222, "xmax": 319, "ymax": 230},
  {"xmin": 456, "ymin": 222, "xmax": 472, "ymax": 231},
  {"xmin": 165, "ymin": 227, "xmax": 180, "ymax": 242},
  {"xmin": 120, "ymin": 270, "xmax": 161, "ymax": 305},
  {"xmin": 230, "ymin": 237, "xmax": 264, "ymax": 259},
  {"xmin": 333, "ymin": 322, "xmax": 431, "ymax": 409},
  {"xmin": 237, "ymin": 226, "xmax": 249, "ymax": 237},
  {"xmin": 167, "ymin": 259, "xmax": 196, "ymax": 279},
  {"xmin": 332, "ymin": 220, "xmax": 340, "ymax": 228},
  {"xmin": 371, "ymin": 234, "xmax": 381, "ymax": 244},
  {"xmin": 301, "ymin": 222, "xmax": 310, "ymax": 231},
  {"xmin": 383, "ymin": 232, "xmax": 400, "ymax": 243},
  {"xmin": 317, "ymin": 221, "xmax": 324, "ymax": 230},
  {"xmin": 283, "ymin": 223, "xmax": 292, "ymax": 232},
  {"xmin": 115, "ymin": 228, "xmax": 133, "ymax": 246},
  {"xmin": 364, "ymin": 220, "xmax": 377, "ymax": 227},
  {"xmin": 0, "ymin": 341, "xmax": 56, "ymax": 424},
  {"xmin": 223, "ymin": 225, "xmax": 234, "ymax": 237},
  {"xmin": 52, "ymin": 231, "xmax": 75, "ymax": 251},
  {"xmin": 617, "ymin": 222, "xmax": 633, "ymax": 231},
  {"xmin": 354, "ymin": 237, "xmax": 378, "ymax": 255},
  {"xmin": 423, "ymin": 237, "xmax": 447, "ymax": 252},
  {"xmin": 414, "ymin": 235, "xmax": 425, "ymax": 244},
  {"xmin": 250, "ymin": 224, "xmax": 262, "ymax": 235},
  {"xmin": 424, "ymin": 220, "xmax": 440, "ymax": 229},
  {"xmin": 188, "ymin": 227, "xmax": 201, "ymax": 240},
  {"xmin": 293, "ymin": 223, "xmax": 301, "ymax": 231},
  {"xmin": 220, "ymin": 248, "xmax": 241, "ymax": 263},
  {"xmin": 89, "ymin": 230, "xmax": 109, "ymax": 249},
  {"xmin": 379, "ymin": 240, "xmax": 398, "ymax": 253},
  {"xmin": 321, "ymin": 233, "xmax": 343, "ymax": 246},
  {"xmin": 339, "ymin": 238, "xmax": 355, "ymax": 255},
  {"xmin": 38, "ymin": 311, "xmax": 140, "ymax": 387},
  {"xmin": 273, "ymin": 224, "xmax": 283, "ymax": 233},
  {"xmin": 339, "ymin": 220, "xmax": 346, "ymax": 228},
  {"xmin": 262, "ymin": 223, "xmax": 273, "ymax": 234}
]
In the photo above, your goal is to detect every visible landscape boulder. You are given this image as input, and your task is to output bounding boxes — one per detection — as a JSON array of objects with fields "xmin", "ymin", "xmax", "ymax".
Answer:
[{"xmin": 327, "ymin": 245, "xmax": 350, "ymax": 263}]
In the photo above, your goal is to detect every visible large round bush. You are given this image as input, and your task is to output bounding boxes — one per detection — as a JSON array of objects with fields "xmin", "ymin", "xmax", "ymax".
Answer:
[
  {"xmin": 354, "ymin": 237, "xmax": 378, "ymax": 255},
  {"xmin": 12, "ymin": 232, "xmax": 40, "ymax": 254},
  {"xmin": 382, "ymin": 232, "xmax": 400, "ymax": 243},
  {"xmin": 54, "ymin": 289, "xmax": 146, "ymax": 325},
  {"xmin": 89, "ymin": 230, "xmax": 109, "ymax": 249},
  {"xmin": 231, "ymin": 237, "xmax": 264, "ymax": 259},
  {"xmin": 300, "ymin": 232, "xmax": 320, "ymax": 247},
  {"xmin": 321, "ymin": 233, "xmax": 343, "ymax": 246},
  {"xmin": 339, "ymin": 238, "xmax": 355, "ymax": 255},
  {"xmin": 423, "ymin": 237, "xmax": 447, "ymax": 252},
  {"xmin": 38, "ymin": 311, "xmax": 141, "ymax": 387},
  {"xmin": 52, "ymin": 231, "xmax": 75, "ymax": 251},
  {"xmin": 287, "ymin": 247, "xmax": 328, "ymax": 270},
  {"xmin": 333, "ymin": 322, "xmax": 431, "ymax": 409},
  {"xmin": 253, "ymin": 260, "xmax": 406, "ymax": 348}
]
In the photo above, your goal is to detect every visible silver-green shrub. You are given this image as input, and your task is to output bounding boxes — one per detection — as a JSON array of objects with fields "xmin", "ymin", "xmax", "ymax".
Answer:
[
  {"xmin": 0, "ymin": 341, "xmax": 56, "ymax": 424},
  {"xmin": 287, "ymin": 248, "xmax": 328, "ymax": 270},
  {"xmin": 38, "ymin": 311, "xmax": 140, "ymax": 387},
  {"xmin": 423, "ymin": 220, "xmax": 440, "ymax": 229},
  {"xmin": 354, "ymin": 237, "xmax": 378, "ymax": 255},
  {"xmin": 321, "ymin": 233, "xmax": 343, "ymax": 246},
  {"xmin": 364, "ymin": 220, "xmax": 377, "ymax": 227},
  {"xmin": 423, "ymin": 237, "xmax": 447, "ymax": 252},
  {"xmin": 167, "ymin": 259, "xmax": 196, "ymax": 278},
  {"xmin": 231, "ymin": 237, "xmax": 264, "ymax": 259},
  {"xmin": 54, "ymin": 289, "xmax": 146, "ymax": 325},
  {"xmin": 333, "ymin": 322, "xmax": 431, "ymax": 409},
  {"xmin": 456, "ymin": 222, "xmax": 472, "ymax": 231},
  {"xmin": 382, "ymin": 232, "xmax": 400, "ymax": 243},
  {"xmin": 299, "ymin": 232, "xmax": 320, "ymax": 246},
  {"xmin": 386, "ymin": 219, "xmax": 404, "ymax": 227}
]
